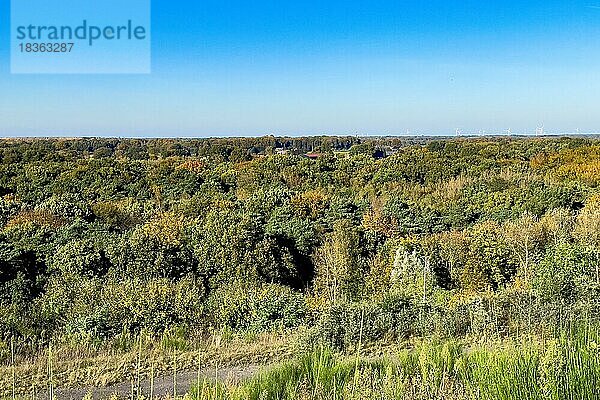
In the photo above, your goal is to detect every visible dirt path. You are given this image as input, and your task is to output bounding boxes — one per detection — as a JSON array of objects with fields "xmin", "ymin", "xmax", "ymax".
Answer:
[{"xmin": 37, "ymin": 365, "xmax": 262, "ymax": 400}]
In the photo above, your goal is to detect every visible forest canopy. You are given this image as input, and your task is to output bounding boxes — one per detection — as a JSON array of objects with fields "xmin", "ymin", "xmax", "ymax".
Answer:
[{"xmin": 0, "ymin": 136, "xmax": 599, "ymax": 345}]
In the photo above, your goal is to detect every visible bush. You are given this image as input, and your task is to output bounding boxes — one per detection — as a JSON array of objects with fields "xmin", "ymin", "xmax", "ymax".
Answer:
[
  {"xmin": 314, "ymin": 294, "xmax": 416, "ymax": 350},
  {"xmin": 36, "ymin": 274, "xmax": 205, "ymax": 338},
  {"xmin": 534, "ymin": 243, "xmax": 595, "ymax": 305},
  {"xmin": 208, "ymin": 281, "xmax": 306, "ymax": 332}
]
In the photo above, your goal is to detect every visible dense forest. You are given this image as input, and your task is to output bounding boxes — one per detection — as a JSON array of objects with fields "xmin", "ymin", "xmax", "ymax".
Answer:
[{"xmin": 0, "ymin": 136, "xmax": 599, "ymax": 351}]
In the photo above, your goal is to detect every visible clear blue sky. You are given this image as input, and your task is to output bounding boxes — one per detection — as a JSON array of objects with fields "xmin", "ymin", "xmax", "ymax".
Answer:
[{"xmin": 1, "ymin": 0, "xmax": 600, "ymax": 137}]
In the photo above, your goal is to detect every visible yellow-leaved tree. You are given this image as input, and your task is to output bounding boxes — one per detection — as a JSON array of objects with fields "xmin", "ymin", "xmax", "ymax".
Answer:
[
  {"xmin": 313, "ymin": 220, "xmax": 363, "ymax": 304},
  {"xmin": 573, "ymin": 195, "xmax": 600, "ymax": 284}
]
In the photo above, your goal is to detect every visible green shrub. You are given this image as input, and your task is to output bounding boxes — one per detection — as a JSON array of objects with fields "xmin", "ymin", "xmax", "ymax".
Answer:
[
  {"xmin": 36, "ymin": 274, "xmax": 205, "ymax": 337},
  {"xmin": 314, "ymin": 294, "xmax": 416, "ymax": 350},
  {"xmin": 208, "ymin": 281, "xmax": 306, "ymax": 332}
]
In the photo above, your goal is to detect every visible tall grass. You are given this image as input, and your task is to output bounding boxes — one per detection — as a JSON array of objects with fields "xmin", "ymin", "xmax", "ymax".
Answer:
[{"xmin": 190, "ymin": 325, "xmax": 600, "ymax": 400}]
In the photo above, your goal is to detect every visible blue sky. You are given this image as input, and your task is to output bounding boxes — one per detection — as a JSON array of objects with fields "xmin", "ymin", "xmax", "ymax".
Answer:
[{"xmin": 1, "ymin": 0, "xmax": 600, "ymax": 137}]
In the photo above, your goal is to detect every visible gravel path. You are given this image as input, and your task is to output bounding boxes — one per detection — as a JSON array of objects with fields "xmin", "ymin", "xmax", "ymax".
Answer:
[{"xmin": 37, "ymin": 365, "xmax": 262, "ymax": 400}]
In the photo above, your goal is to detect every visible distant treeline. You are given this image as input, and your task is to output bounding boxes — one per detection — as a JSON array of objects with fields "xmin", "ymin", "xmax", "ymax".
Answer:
[{"xmin": 0, "ymin": 136, "xmax": 432, "ymax": 163}]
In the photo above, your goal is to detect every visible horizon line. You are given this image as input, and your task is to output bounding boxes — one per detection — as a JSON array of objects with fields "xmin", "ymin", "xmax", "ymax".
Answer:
[{"xmin": 1, "ymin": 132, "xmax": 600, "ymax": 140}]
